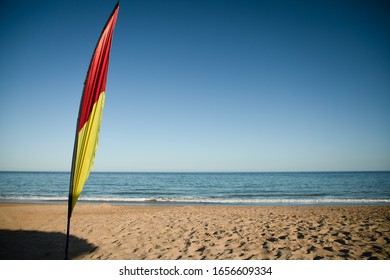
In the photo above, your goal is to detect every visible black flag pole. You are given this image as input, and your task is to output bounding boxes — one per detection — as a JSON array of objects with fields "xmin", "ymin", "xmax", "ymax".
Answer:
[{"xmin": 65, "ymin": 117, "xmax": 80, "ymax": 260}]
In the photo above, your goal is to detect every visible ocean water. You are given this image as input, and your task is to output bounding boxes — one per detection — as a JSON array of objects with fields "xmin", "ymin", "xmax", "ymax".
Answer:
[{"xmin": 0, "ymin": 172, "xmax": 389, "ymax": 206}]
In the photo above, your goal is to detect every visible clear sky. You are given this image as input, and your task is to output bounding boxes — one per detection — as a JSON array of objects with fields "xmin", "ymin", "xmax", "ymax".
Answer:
[{"xmin": 0, "ymin": 0, "xmax": 389, "ymax": 172}]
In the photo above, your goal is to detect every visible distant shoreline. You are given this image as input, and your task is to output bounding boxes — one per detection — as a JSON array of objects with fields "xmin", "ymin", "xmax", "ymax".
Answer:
[{"xmin": 1, "ymin": 198, "xmax": 390, "ymax": 207}]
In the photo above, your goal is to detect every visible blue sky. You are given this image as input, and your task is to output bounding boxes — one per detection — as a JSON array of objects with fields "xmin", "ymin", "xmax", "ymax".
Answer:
[{"xmin": 0, "ymin": 0, "xmax": 389, "ymax": 172}]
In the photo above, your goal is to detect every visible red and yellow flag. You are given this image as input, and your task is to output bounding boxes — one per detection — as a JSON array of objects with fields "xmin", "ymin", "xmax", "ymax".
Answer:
[{"xmin": 69, "ymin": 2, "xmax": 119, "ymax": 214}]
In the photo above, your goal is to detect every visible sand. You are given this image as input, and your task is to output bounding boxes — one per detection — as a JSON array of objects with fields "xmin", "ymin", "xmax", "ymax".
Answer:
[{"xmin": 0, "ymin": 203, "xmax": 389, "ymax": 260}]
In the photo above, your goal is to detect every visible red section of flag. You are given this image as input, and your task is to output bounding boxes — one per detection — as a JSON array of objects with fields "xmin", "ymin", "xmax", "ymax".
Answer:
[{"xmin": 77, "ymin": 3, "xmax": 119, "ymax": 132}]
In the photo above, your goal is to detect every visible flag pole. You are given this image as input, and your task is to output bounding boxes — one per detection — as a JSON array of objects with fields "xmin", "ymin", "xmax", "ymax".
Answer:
[{"xmin": 65, "ymin": 127, "xmax": 79, "ymax": 259}]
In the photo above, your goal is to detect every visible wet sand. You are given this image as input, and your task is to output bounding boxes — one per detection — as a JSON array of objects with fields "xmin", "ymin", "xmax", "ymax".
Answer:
[{"xmin": 0, "ymin": 203, "xmax": 389, "ymax": 260}]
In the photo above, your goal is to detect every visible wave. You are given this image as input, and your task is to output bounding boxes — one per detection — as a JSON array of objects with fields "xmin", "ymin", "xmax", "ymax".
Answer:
[{"xmin": 1, "ymin": 195, "xmax": 390, "ymax": 206}]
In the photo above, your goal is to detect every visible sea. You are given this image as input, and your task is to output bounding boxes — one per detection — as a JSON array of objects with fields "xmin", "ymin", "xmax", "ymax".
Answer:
[{"xmin": 0, "ymin": 172, "xmax": 390, "ymax": 206}]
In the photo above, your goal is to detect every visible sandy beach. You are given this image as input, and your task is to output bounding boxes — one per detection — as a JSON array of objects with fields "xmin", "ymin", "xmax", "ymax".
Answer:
[{"xmin": 0, "ymin": 203, "xmax": 389, "ymax": 260}]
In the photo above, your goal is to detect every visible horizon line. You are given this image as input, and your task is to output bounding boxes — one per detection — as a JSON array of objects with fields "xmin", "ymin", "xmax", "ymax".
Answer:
[{"xmin": 1, "ymin": 170, "xmax": 389, "ymax": 173}]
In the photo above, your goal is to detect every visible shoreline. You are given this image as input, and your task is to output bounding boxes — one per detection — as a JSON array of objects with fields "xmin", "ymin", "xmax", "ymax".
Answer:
[
  {"xmin": 1, "ymin": 199, "xmax": 389, "ymax": 207},
  {"xmin": 1, "ymin": 203, "xmax": 389, "ymax": 260}
]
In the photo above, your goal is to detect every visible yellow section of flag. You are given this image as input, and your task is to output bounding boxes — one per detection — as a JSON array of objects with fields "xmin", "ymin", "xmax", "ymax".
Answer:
[{"xmin": 71, "ymin": 92, "xmax": 105, "ymax": 212}]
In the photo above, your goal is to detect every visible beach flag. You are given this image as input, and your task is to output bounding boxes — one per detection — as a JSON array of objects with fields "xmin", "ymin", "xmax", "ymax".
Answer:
[{"xmin": 66, "ymin": 2, "xmax": 119, "ymax": 258}]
